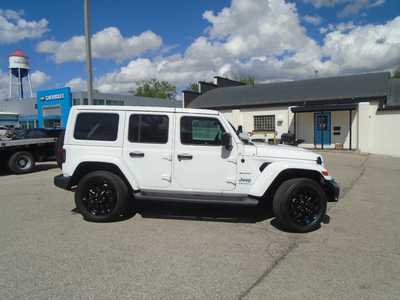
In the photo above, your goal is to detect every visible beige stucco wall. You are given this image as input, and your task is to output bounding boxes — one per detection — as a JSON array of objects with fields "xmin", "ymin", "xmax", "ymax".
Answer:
[
  {"xmin": 220, "ymin": 106, "xmax": 294, "ymax": 139},
  {"xmin": 220, "ymin": 102, "xmax": 400, "ymax": 157},
  {"xmin": 358, "ymin": 102, "xmax": 400, "ymax": 157}
]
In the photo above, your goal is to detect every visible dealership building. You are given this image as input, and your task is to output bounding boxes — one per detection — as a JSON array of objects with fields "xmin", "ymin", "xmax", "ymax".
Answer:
[
  {"xmin": 184, "ymin": 72, "xmax": 400, "ymax": 157},
  {"xmin": 0, "ymin": 87, "xmax": 181, "ymax": 129}
]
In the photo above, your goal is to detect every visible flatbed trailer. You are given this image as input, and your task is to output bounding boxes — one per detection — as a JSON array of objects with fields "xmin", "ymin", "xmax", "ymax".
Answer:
[{"xmin": 0, "ymin": 137, "xmax": 57, "ymax": 174}]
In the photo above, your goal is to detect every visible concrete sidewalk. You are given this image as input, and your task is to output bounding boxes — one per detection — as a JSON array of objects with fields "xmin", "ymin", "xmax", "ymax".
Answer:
[{"xmin": 244, "ymin": 153, "xmax": 400, "ymax": 300}]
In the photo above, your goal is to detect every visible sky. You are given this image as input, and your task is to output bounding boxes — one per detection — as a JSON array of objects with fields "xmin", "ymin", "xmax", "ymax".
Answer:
[{"xmin": 0, "ymin": 0, "xmax": 399, "ymax": 99}]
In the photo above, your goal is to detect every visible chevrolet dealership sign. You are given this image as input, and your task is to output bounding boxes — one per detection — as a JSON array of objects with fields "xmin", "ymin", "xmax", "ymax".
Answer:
[{"xmin": 40, "ymin": 93, "xmax": 65, "ymax": 101}]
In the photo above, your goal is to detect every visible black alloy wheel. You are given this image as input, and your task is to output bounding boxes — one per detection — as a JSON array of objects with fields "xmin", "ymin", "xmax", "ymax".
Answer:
[
  {"xmin": 75, "ymin": 171, "xmax": 131, "ymax": 222},
  {"xmin": 81, "ymin": 178, "xmax": 117, "ymax": 216},
  {"xmin": 287, "ymin": 186, "xmax": 322, "ymax": 227},
  {"xmin": 273, "ymin": 178, "xmax": 327, "ymax": 233}
]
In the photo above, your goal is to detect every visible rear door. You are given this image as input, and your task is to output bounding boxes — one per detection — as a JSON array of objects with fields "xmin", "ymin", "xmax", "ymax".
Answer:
[{"xmin": 123, "ymin": 111, "xmax": 173, "ymax": 189}]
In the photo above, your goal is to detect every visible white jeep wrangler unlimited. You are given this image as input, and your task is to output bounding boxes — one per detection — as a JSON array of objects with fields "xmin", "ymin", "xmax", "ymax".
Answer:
[{"xmin": 54, "ymin": 105, "xmax": 339, "ymax": 232}]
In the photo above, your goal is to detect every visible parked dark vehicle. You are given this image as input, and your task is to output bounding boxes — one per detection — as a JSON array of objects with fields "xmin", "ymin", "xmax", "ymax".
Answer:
[
  {"xmin": 25, "ymin": 128, "xmax": 63, "ymax": 139},
  {"xmin": 280, "ymin": 132, "xmax": 304, "ymax": 146},
  {"xmin": 0, "ymin": 128, "xmax": 62, "ymax": 174}
]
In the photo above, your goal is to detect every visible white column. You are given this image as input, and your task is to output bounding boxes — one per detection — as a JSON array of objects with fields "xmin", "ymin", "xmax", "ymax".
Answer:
[
  {"xmin": 9, "ymin": 69, "xmax": 12, "ymax": 98},
  {"xmin": 357, "ymin": 102, "xmax": 370, "ymax": 153}
]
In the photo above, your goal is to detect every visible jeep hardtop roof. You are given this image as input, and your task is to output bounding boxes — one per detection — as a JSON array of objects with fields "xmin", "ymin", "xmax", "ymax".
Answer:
[{"xmin": 72, "ymin": 105, "xmax": 219, "ymax": 115}]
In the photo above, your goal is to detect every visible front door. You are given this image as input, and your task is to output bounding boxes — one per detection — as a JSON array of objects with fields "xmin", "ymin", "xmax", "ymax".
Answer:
[
  {"xmin": 173, "ymin": 114, "xmax": 237, "ymax": 192},
  {"xmin": 123, "ymin": 112, "xmax": 173, "ymax": 189},
  {"xmin": 314, "ymin": 112, "xmax": 331, "ymax": 145}
]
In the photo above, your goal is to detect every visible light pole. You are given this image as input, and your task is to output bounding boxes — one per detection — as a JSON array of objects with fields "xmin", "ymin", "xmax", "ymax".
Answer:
[{"xmin": 84, "ymin": 0, "xmax": 93, "ymax": 104}]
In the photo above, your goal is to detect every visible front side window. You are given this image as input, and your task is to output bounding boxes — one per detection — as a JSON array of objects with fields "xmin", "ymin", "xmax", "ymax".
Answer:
[
  {"xmin": 181, "ymin": 116, "xmax": 226, "ymax": 146},
  {"xmin": 74, "ymin": 113, "xmax": 119, "ymax": 141},
  {"xmin": 128, "ymin": 114, "xmax": 169, "ymax": 144},
  {"xmin": 254, "ymin": 115, "xmax": 275, "ymax": 131}
]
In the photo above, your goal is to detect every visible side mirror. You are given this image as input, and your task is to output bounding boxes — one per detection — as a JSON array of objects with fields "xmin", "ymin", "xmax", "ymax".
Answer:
[
  {"xmin": 221, "ymin": 132, "xmax": 232, "ymax": 149},
  {"xmin": 238, "ymin": 132, "xmax": 250, "ymax": 142}
]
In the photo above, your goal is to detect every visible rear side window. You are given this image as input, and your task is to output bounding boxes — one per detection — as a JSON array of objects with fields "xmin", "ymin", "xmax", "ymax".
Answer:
[
  {"xmin": 74, "ymin": 113, "xmax": 119, "ymax": 141},
  {"xmin": 128, "ymin": 114, "xmax": 169, "ymax": 144}
]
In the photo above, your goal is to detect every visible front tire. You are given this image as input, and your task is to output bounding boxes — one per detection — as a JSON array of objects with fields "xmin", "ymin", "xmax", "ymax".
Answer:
[
  {"xmin": 75, "ymin": 171, "xmax": 130, "ymax": 222},
  {"xmin": 273, "ymin": 178, "xmax": 327, "ymax": 233}
]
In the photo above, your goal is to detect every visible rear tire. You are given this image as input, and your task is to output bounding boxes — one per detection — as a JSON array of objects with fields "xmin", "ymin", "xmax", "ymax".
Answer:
[
  {"xmin": 8, "ymin": 151, "xmax": 35, "ymax": 174},
  {"xmin": 273, "ymin": 178, "xmax": 327, "ymax": 233},
  {"xmin": 75, "ymin": 171, "xmax": 130, "ymax": 222}
]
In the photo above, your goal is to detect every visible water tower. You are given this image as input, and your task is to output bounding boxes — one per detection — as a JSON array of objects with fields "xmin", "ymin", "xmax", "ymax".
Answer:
[{"xmin": 9, "ymin": 50, "xmax": 33, "ymax": 100}]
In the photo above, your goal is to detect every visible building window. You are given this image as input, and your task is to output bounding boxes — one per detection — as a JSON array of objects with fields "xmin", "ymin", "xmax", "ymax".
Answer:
[
  {"xmin": 73, "ymin": 98, "xmax": 80, "ymax": 105},
  {"xmin": 93, "ymin": 99, "xmax": 104, "ymax": 105},
  {"xmin": 254, "ymin": 115, "xmax": 275, "ymax": 131},
  {"xmin": 74, "ymin": 113, "xmax": 119, "ymax": 141},
  {"xmin": 180, "ymin": 116, "xmax": 226, "ymax": 146},
  {"xmin": 44, "ymin": 119, "xmax": 61, "ymax": 128},
  {"xmin": 83, "ymin": 98, "xmax": 88, "ymax": 105}
]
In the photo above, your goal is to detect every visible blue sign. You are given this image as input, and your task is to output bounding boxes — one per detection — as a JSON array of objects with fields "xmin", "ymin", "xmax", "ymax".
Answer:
[{"xmin": 37, "ymin": 87, "xmax": 72, "ymax": 128}]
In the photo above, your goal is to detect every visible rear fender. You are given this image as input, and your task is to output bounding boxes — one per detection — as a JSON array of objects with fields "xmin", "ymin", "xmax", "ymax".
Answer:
[
  {"xmin": 248, "ymin": 161, "xmax": 329, "ymax": 198},
  {"xmin": 66, "ymin": 155, "xmax": 139, "ymax": 190}
]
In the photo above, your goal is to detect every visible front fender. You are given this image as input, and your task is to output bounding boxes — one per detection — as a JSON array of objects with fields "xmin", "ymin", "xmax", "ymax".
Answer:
[{"xmin": 248, "ymin": 161, "xmax": 329, "ymax": 197}]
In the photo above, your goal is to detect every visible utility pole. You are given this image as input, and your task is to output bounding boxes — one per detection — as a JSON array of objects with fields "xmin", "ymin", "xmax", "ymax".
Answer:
[{"xmin": 84, "ymin": 0, "xmax": 93, "ymax": 104}]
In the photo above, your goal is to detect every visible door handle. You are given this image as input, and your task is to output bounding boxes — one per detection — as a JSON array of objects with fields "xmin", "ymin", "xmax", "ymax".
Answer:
[
  {"xmin": 129, "ymin": 151, "xmax": 145, "ymax": 158},
  {"xmin": 177, "ymin": 153, "xmax": 193, "ymax": 160}
]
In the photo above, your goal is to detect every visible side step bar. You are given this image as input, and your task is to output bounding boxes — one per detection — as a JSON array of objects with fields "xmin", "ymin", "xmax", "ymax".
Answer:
[{"xmin": 134, "ymin": 192, "xmax": 259, "ymax": 206}]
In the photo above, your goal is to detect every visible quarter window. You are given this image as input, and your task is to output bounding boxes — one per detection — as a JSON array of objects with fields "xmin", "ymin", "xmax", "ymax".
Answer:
[
  {"xmin": 181, "ymin": 116, "xmax": 226, "ymax": 146},
  {"xmin": 254, "ymin": 115, "xmax": 275, "ymax": 131},
  {"xmin": 128, "ymin": 114, "xmax": 169, "ymax": 144},
  {"xmin": 74, "ymin": 113, "xmax": 119, "ymax": 141}
]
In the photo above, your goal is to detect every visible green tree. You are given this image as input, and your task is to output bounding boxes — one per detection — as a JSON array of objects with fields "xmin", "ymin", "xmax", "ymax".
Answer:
[
  {"xmin": 393, "ymin": 67, "xmax": 400, "ymax": 78},
  {"xmin": 186, "ymin": 82, "xmax": 199, "ymax": 92},
  {"xmin": 239, "ymin": 75, "xmax": 256, "ymax": 86},
  {"xmin": 134, "ymin": 79, "xmax": 176, "ymax": 99}
]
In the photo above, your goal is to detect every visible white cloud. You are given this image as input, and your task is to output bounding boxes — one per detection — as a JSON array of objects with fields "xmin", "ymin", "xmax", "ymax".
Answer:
[
  {"xmin": 338, "ymin": 0, "xmax": 385, "ymax": 17},
  {"xmin": 303, "ymin": 15, "xmax": 323, "ymax": 26},
  {"xmin": 322, "ymin": 16, "xmax": 400, "ymax": 73},
  {"xmin": 0, "ymin": 70, "xmax": 50, "ymax": 100},
  {"xmin": 37, "ymin": 27, "xmax": 162, "ymax": 63},
  {"xmin": 303, "ymin": 0, "xmax": 386, "ymax": 17},
  {"xmin": 0, "ymin": 9, "xmax": 48, "ymax": 44},
  {"xmin": 66, "ymin": 0, "xmax": 400, "ymax": 95},
  {"xmin": 303, "ymin": 0, "xmax": 344, "ymax": 7},
  {"xmin": 66, "ymin": 77, "xmax": 87, "ymax": 91},
  {"xmin": 31, "ymin": 71, "xmax": 50, "ymax": 87},
  {"xmin": 320, "ymin": 21, "xmax": 356, "ymax": 34},
  {"xmin": 85, "ymin": 0, "xmax": 323, "ymax": 93}
]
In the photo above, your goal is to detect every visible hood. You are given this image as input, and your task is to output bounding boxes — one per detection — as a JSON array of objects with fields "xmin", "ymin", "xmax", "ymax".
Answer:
[{"xmin": 253, "ymin": 144, "xmax": 320, "ymax": 162}]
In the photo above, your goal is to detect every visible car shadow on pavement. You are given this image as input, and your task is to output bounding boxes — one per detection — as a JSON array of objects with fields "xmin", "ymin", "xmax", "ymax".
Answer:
[
  {"xmin": 135, "ymin": 201, "xmax": 274, "ymax": 224},
  {"xmin": 0, "ymin": 162, "xmax": 58, "ymax": 176}
]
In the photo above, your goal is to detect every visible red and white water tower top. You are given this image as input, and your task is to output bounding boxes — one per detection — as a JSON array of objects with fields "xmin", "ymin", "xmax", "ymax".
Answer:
[{"xmin": 8, "ymin": 50, "xmax": 33, "ymax": 100}]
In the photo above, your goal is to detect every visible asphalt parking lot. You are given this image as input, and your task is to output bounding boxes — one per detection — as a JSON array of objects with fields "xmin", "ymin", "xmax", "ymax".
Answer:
[{"xmin": 1, "ymin": 152, "xmax": 399, "ymax": 299}]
